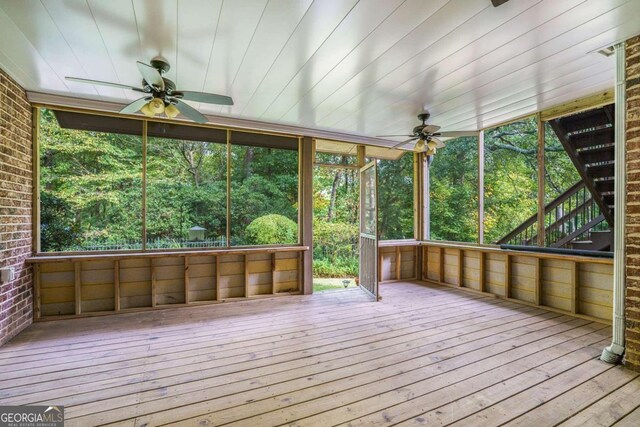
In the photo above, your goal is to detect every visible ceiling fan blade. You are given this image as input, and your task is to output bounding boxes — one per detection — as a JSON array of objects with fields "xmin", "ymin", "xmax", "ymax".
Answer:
[
  {"xmin": 491, "ymin": 0, "xmax": 509, "ymax": 6},
  {"xmin": 180, "ymin": 91, "xmax": 234, "ymax": 106},
  {"xmin": 423, "ymin": 124, "xmax": 441, "ymax": 134},
  {"xmin": 438, "ymin": 130, "xmax": 479, "ymax": 138},
  {"xmin": 376, "ymin": 134, "xmax": 414, "ymax": 138},
  {"xmin": 431, "ymin": 137, "xmax": 446, "ymax": 149},
  {"xmin": 136, "ymin": 61, "xmax": 164, "ymax": 90},
  {"xmin": 175, "ymin": 100, "xmax": 208, "ymax": 124},
  {"xmin": 119, "ymin": 97, "xmax": 152, "ymax": 114},
  {"xmin": 66, "ymin": 77, "xmax": 144, "ymax": 92},
  {"xmin": 393, "ymin": 137, "xmax": 418, "ymax": 149}
]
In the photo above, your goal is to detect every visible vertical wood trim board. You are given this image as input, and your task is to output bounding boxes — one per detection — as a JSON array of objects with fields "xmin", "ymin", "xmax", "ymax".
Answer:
[
  {"xmin": 74, "ymin": 262, "xmax": 81, "ymax": 315},
  {"xmin": 457, "ymin": 249, "xmax": 464, "ymax": 287},
  {"xmin": 114, "ymin": 260, "xmax": 120, "ymax": 312},
  {"xmin": 184, "ymin": 256, "xmax": 190, "ymax": 304}
]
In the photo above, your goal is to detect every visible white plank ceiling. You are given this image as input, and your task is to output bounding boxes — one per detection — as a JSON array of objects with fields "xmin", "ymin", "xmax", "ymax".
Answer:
[{"xmin": 0, "ymin": 0, "xmax": 638, "ymax": 146}]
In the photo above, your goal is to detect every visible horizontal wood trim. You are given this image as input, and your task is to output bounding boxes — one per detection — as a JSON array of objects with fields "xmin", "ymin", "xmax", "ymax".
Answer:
[
  {"xmin": 28, "ymin": 246, "xmax": 309, "ymax": 264},
  {"xmin": 418, "ymin": 241, "xmax": 612, "ymax": 265},
  {"xmin": 378, "ymin": 239, "xmax": 421, "ymax": 247}
]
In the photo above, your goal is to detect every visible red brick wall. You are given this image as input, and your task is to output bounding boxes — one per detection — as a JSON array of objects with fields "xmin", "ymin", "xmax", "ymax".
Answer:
[
  {"xmin": 626, "ymin": 36, "xmax": 640, "ymax": 370},
  {"xmin": 0, "ymin": 68, "xmax": 33, "ymax": 346}
]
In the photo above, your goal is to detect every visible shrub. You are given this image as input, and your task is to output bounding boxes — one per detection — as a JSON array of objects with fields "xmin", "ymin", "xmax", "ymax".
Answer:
[
  {"xmin": 313, "ymin": 256, "xmax": 358, "ymax": 278},
  {"xmin": 245, "ymin": 214, "xmax": 297, "ymax": 245},
  {"xmin": 313, "ymin": 219, "xmax": 358, "ymax": 259}
]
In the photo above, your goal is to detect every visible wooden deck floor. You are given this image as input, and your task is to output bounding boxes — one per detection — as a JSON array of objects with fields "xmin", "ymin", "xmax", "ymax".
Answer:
[{"xmin": 1, "ymin": 281, "xmax": 639, "ymax": 426}]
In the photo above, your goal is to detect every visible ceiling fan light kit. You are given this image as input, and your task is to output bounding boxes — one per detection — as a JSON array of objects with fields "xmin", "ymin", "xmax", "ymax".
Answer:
[
  {"xmin": 147, "ymin": 98, "xmax": 165, "ymax": 114},
  {"xmin": 164, "ymin": 103, "xmax": 180, "ymax": 119},
  {"xmin": 377, "ymin": 112, "xmax": 476, "ymax": 155},
  {"xmin": 65, "ymin": 56, "xmax": 233, "ymax": 124}
]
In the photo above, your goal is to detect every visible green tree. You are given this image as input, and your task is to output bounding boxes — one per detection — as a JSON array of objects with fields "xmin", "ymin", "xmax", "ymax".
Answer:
[{"xmin": 245, "ymin": 214, "xmax": 297, "ymax": 245}]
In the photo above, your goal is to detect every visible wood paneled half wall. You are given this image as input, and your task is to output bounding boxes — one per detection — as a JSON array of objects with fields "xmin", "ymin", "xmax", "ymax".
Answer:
[{"xmin": 27, "ymin": 247, "xmax": 306, "ymax": 320}]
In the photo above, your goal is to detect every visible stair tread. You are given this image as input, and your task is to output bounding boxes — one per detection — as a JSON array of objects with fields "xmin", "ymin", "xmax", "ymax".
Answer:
[
  {"xmin": 585, "ymin": 161, "xmax": 615, "ymax": 168},
  {"xmin": 577, "ymin": 143, "xmax": 615, "ymax": 153}
]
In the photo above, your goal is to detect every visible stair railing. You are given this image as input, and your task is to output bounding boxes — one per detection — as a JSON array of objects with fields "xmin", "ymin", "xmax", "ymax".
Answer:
[{"xmin": 497, "ymin": 181, "xmax": 604, "ymax": 247}]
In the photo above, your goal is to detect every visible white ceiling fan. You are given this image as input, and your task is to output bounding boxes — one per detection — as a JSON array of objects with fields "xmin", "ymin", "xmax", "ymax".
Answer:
[
  {"xmin": 377, "ymin": 112, "xmax": 477, "ymax": 155},
  {"xmin": 66, "ymin": 56, "xmax": 233, "ymax": 124}
]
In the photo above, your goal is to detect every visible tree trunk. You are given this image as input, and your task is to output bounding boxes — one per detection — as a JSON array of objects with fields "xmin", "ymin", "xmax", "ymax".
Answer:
[
  {"xmin": 327, "ymin": 170, "xmax": 342, "ymax": 221},
  {"xmin": 243, "ymin": 147, "xmax": 254, "ymax": 179}
]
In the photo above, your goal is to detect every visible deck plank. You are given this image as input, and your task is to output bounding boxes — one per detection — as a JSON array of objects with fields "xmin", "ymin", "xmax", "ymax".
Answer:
[{"xmin": 0, "ymin": 281, "xmax": 634, "ymax": 427}]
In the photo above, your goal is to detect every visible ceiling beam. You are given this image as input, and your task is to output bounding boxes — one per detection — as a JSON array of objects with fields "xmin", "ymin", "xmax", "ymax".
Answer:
[
  {"xmin": 540, "ymin": 89, "xmax": 614, "ymax": 122},
  {"xmin": 26, "ymin": 91, "xmax": 400, "ymax": 149}
]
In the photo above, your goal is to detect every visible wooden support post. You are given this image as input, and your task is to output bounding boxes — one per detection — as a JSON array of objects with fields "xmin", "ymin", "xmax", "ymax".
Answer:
[
  {"xmin": 226, "ymin": 130, "xmax": 231, "ymax": 247},
  {"xmin": 478, "ymin": 130, "xmax": 485, "ymax": 244},
  {"xmin": 414, "ymin": 153, "xmax": 421, "ymax": 241},
  {"xmin": 215, "ymin": 255, "xmax": 221, "ymax": 301},
  {"xmin": 395, "ymin": 246, "xmax": 402, "ymax": 281},
  {"xmin": 151, "ymin": 258, "xmax": 157, "ymax": 307},
  {"xmin": 32, "ymin": 107, "xmax": 41, "ymax": 253},
  {"xmin": 537, "ymin": 113, "xmax": 546, "ymax": 247},
  {"xmin": 74, "ymin": 262, "xmax": 81, "ymax": 315},
  {"xmin": 414, "ymin": 247, "xmax": 418, "ymax": 280},
  {"xmin": 423, "ymin": 153, "xmax": 430, "ymax": 240},
  {"xmin": 271, "ymin": 252, "xmax": 277, "ymax": 294},
  {"xmin": 301, "ymin": 137, "xmax": 314, "ymax": 294},
  {"xmin": 184, "ymin": 256, "xmax": 190, "ymax": 304},
  {"xmin": 535, "ymin": 258, "xmax": 543, "ymax": 306},
  {"xmin": 438, "ymin": 247, "xmax": 445, "ymax": 283},
  {"xmin": 244, "ymin": 254, "xmax": 249, "ymax": 298},
  {"xmin": 504, "ymin": 254, "xmax": 511, "ymax": 298},
  {"xmin": 114, "ymin": 260, "xmax": 120, "ymax": 312},
  {"xmin": 458, "ymin": 249, "xmax": 464, "ymax": 287},
  {"xmin": 479, "ymin": 252, "xmax": 486, "ymax": 292},
  {"xmin": 570, "ymin": 261, "xmax": 579, "ymax": 314},
  {"xmin": 33, "ymin": 264, "xmax": 40, "ymax": 320},
  {"xmin": 142, "ymin": 120, "xmax": 147, "ymax": 250}
]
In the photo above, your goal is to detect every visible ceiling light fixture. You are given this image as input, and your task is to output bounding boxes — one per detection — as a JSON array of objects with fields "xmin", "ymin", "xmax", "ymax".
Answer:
[
  {"xmin": 138, "ymin": 97, "xmax": 182, "ymax": 119},
  {"xmin": 165, "ymin": 103, "xmax": 180, "ymax": 119}
]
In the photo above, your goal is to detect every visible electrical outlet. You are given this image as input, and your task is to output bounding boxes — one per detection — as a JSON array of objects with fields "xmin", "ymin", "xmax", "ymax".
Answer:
[{"xmin": 1, "ymin": 267, "xmax": 15, "ymax": 283}]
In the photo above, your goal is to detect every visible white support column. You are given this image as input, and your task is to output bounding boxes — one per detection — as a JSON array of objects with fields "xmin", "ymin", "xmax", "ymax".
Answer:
[
  {"xmin": 478, "ymin": 130, "xmax": 485, "ymax": 244},
  {"xmin": 424, "ymin": 153, "xmax": 431, "ymax": 240},
  {"xmin": 602, "ymin": 42, "xmax": 627, "ymax": 364}
]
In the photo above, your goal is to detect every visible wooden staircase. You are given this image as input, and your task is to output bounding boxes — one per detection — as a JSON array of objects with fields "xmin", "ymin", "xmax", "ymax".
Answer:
[
  {"xmin": 549, "ymin": 104, "xmax": 615, "ymax": 227},
  {"xmin": 498, "ymin": 104, "xmax": 615, "ymax": 251}
]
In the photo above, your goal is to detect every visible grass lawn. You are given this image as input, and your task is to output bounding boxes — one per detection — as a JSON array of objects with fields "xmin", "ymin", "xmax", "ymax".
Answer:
[{"xmin": 313, "ymin": 277, "xmax": 358, "ymax": 292}]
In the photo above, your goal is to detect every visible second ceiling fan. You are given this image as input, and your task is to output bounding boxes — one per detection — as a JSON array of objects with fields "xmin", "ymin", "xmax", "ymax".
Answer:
[
  {"xmin": 66, "ymin": 56, "xmax": 233, "ymax": 124},
  {"xmin": 377, "ymin": 112, "xmax": 477, "ymax": 155}
]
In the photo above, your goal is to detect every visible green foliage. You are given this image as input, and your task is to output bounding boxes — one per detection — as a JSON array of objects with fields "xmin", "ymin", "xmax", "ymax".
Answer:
[
  {"xmin": 430, "ymin": 117, "xmax": 580, "ymax": 244},
  {"xmin": 40, "ymin": 192, "xmax": 82, "ymax": 252},
  {"xmin": 378, "ymin": 153, "xmax": 414, "ymax": 240},
  {"xmin": 245, "ymin": 214, "xmax": 297, "ymax": 245},
  {"xmin": 39, "ymin": 109, "xmax": 143, "ymax": 250},
  {"xmin": 313, "ymin": 257, "xmax": 358, "ymax": 278},
  {"xmin": 430, "ymin": 137, "xmax": 479, "ymax": 242},
  {"xmin": 39, "ymin": 109, "xmax": 299, "ymax": 251},
  {"xmin": 230, "ymin": 146, "xmax": 298, "ymax": 245},
  {"xmin": 313, "ymin": 219, "xmax": 358, "ymax": 259}
]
